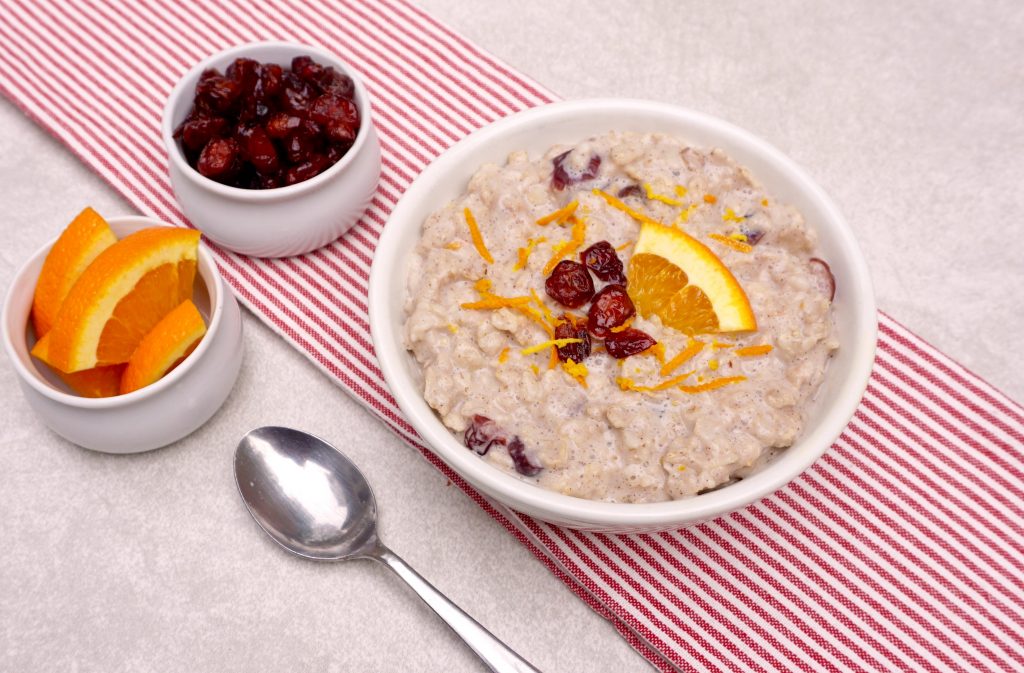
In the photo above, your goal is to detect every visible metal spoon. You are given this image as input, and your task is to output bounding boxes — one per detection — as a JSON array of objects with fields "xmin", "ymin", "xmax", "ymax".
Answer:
[{"xmin": 234, "ymin": 426, "xmax": 542, "ymax": 673}]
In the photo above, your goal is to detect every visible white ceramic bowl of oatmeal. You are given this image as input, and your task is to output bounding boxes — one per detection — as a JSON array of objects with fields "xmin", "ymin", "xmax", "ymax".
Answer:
[{"xmin": 369, "ymin": 99, "xmax": 875, "ymax": 532}]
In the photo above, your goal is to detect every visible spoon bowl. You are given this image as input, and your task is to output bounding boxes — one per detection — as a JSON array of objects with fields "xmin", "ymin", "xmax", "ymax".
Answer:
[
  {"xmin": 235, "ymin": 426, "xmax": 378, "ymax": 560},
  {"xmin": 233, "ymin": 426, "xmax": 541, "ymax": 673}
]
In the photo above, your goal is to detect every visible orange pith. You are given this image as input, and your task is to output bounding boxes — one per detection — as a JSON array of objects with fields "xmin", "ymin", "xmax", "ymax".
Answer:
[
  {"xmin": 31, "ymin": 207, "xmax": 117, "ymax": 337},
  {"xmin": 33, "ymin": 227, "xmax": 200, "ymax": 373},
  {"xmin": 627, "ymin": 221, "xmax": 756, "ymax": 335},
  {"xmin": 120, "ymin": 299, "xmax": 206, "ymax": 394}
]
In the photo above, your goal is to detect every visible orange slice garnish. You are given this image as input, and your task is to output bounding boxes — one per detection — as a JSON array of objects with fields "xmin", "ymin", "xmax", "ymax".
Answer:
[
  {"xmin": 120, "ymin": 300, "xmax": 206, "ymax": 394},
  {"xmin": 627, "ymin": 221, "xmax": 756, "ymax": 334},
  {"xmin": 33, "ymin": 227, "xmax": 200, "ymax": 373},
  {"xmin": 30, "ymin": 333, "xmax": 125, "ymax": 398},
  {"xmin": 31, "ymin": 207, "xmax": 117, "ymax": 337}
]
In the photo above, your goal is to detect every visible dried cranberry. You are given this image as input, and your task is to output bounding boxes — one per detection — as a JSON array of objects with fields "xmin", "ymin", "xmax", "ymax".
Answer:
[
  {"xmin": 508, "ymin": 437, "xmax": 542, "ymax": 476},
  {"xmin": 551, "ymin": 149, "xmax": 601, "ymax": 191},
  {"xmin": 544, "ymin": 260, "xmax": 594, "ymax": 308},
  {"xmin": 323, "ymin": 70, "xmax": 355, "ymax": 98},
  {"xmin": 604, "ymin": 328, "xmax": 657, "ymax": 359},
  {"xmin": 284, "ymin": 132, "xmax": 317, "ymax": 164},
  {"xmin": 617, "ymin": 184, "xmax": 643, "ymax": 199},
  {"xmin": 309, "ymin": 94, "xmax": 359, "ymax": 127},
  {"xmin": 226, "ymin": 58, "xmax": 259, "ymax": 95},
  {"xmin": 177, "ymin": 115, "xmax": 227, "ymax": 151},
  {"xmin": 464, "ymin": 415, "xmax": 507, "ymax": 455},
  {"xmin": 327, "ymin": 145, "xmax": 344, "ymax": 163},
  {"xmin": 244, "ymin": 126, "xmax": 279, "ymax": 175},
  {"xmin": 809, "ymin": 258, "xmax": 836, "ymax": 301},
  {"xmin": 292, "ymin": 56, "xmax": 328, "ymax": 87},
  {"xmin": 580, "ymin": 241, "xmax": 627, "ymax": 285},
  {"xmin": 554, "ymin": 314, "xmax": 591, "ymax": 363},
  {"xmin": 284, "ymin": 153, "xmax": 328, "ymax": 185},
  {"xmin": 587, "ymin": 284, "xmax": 635, "ymax": 337},
  {"xmin": 327, "ymin": 120, "xmax": 358, "ymax": 145},
  {"xmin": 279, "ymin": 72, "xmax": 315, "ymax": 114},
  {"xmin": 255, "ymin": 63, "xmax": 283, "ymax": 100},
  {"xmin": 197, "ymin": 137, "xmax": 240, "ymax": 180},
  {"xmin": 257, "ymin": 171, "xmax": 283, "ymax": 189},
  {"xmin": 265, "ymin": 112, "xmax": 302, "ymax": 139},
  {"xmin": 741, "ymin": 226, "xmax": 765, "ymax": 246},
  {"xmin": 195, "ymin": 74, "xmax": 241, "ymax": 114}
]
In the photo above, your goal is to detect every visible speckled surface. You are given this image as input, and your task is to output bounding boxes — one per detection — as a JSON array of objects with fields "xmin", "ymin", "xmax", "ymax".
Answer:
[{"xmin": 1, "ymin": 1, "xmax": 1021, "ymax": 671}]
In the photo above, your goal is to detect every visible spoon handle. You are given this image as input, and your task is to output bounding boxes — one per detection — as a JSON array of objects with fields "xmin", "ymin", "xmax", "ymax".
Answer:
[{"xmin": 373, "ymin": 545, "xmax": 543, "ymax": 673}]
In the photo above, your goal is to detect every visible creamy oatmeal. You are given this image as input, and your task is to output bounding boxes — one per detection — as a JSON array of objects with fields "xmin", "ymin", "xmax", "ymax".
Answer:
[{"xmin": 403, "ymin": 131, "xmax": 838, "ymax": 503}]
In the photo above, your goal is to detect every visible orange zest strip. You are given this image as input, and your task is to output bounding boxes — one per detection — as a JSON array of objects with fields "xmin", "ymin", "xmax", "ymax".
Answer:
[
  {"xmin": 548, "ymin": 346, "xmax": 559, "ymax": 370},
  {"xmin": 679, "ymin": 376, "xmax": 746, "ymax": 393},
  {"xmin": 530, "ymin": 289, "xmax": 556, "ymax": 324},
  {"xmin": 709, "ymin": 233, "xmax": 752, "ymax": 253},
  {"xmin": 444, "ymin": 241, "xmax": 462, "ymax": 250},
  {"xmin": 517, "ymin": 305, "xmax": 555, "ymax": 337},
  {"xmin": 498, "ymin": 347, "xmax": 510, "ymax": 363},
  {"xmin": 521, "ymin": 338, "xmax": 582, "ymax": 355},
  {"xmin": 722, "ymin": 208, "xmax": 745, "ymax": 223},
  {"xmin": 461, "ymin": 296, "xmax": 532, "ymax": 310},
  {"xmin": 616, "ymin": 371, "xmax": 693, "ymax": 393},
  {"xmin": 562, "ymin": 359, "xmax": 588, "ymax": 387},
  {"xmin": 463, "ymin": 207, "xmax": 494, "ymax": 264},
  {"xmin": 541, "ymin": 214, "xmax": 587, "ymax": 275},
  {"xmin": 711, "ymin": 340, "xmax": 732, "ymax": 350},
  {"xmin": 674, "ymin": 185, "xmax": 688, "ymax": 197},
  {"xmin": 615, "ymin": 241, "xmax": 634, "ymax": 251},
  {"xmin": 676, "ymin": 203, "xmax": 699, "ymax": 223},
  {"xmin": 593, "ymin": 189, "xmax": 663, "ymax": 227},
  {"xmin": 514, "ymin": 236, "xmax": 546, "ymax": 271},
  {"xmin": 643, "ymin": 183, "xmax": 683, "ymax": 206},
  {"xmin": 660, "ymin": 339, "xmax": 705, "ymax": 376},
  {"xmin": 735, "ymin": 344, "xmax": 774, "ymax": 357},
  {"xmin": 703, "ymin": 194, "xmax": 717, "ymax": 204},
  {"xmin": 535, "ymin": 200, "xmax": 579, "ymax": 226}
]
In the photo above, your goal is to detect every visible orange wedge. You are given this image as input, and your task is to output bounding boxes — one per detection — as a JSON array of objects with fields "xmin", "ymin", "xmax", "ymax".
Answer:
[
  {"xmin": 120, "ymin": 299, "xmax": 206, "ymax": 394},
  {"xmin": 32, "ymin": 207, "xmax": 118, "ymax": 337},
  {"xmin": 30, "ymin": 333, "xmax": 125, "ymax": 398},
  {"xmin": 627, "ymin": 221, "xmax": 756, "ymax": 334},
  {"xmin": 33, "ymin": 227, "xmax": 200, "ymax": 373}
]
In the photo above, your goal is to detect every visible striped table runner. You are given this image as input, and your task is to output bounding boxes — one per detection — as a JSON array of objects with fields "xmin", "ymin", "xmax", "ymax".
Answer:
[{"xmin": 2, "ymin": 1, "xmax": 1022, "ymax": 670}]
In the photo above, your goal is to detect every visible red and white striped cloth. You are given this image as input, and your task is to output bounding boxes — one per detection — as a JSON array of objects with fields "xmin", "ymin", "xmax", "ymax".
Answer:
[{"xmin": 2, "ymin": 1, "xmax": 1022, "ymax": 670}]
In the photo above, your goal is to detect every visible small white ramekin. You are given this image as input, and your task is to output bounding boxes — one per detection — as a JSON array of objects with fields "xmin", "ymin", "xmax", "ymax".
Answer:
[
  {"xmin": 369, "ymin": 99, "xmax": 877, "ymax": 532},
  {"xmin": 2, "ymin": 216, "xmax": 243, "ymax": 453},
  {"xmin": 162, "ymin": 41, "xmax": 381, "ymax": 258}
]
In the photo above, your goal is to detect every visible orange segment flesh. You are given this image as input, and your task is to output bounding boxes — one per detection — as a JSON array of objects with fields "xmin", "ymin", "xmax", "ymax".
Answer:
[
  {"xmin": 120, "ymin": 299, "xmax": 206, "ymax": 394},
  {"xmin": 31, "ymin": 207, "xmax": 117, "ymax": 337},
  {"xmin": 627, "ymin": 221, "xmax": 756, "ymax": 334},
  {"xmin": 30, "ymin": 332, "xmax": 125, "ymax": 398},
  {"xmin": 34, "ymin": 227, "xmax": 200, "ymax": 373}
]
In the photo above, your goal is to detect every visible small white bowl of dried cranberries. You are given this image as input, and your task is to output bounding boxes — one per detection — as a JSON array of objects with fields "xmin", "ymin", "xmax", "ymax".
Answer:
[{"xmin": 162, "ymin": 41, "xmax": 381, "ymax": 258}]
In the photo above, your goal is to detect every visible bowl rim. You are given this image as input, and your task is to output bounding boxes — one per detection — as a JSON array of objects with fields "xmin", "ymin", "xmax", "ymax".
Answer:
[
  {"xmin": 160, "ymin": 40, "xmax": 375, "ymax": 201},
  {"xmin": 369, "ymin": 98, "xmax": 877, "ymax": 527},
  {"xmin": 2, "ymin": 215, "xmax": 228, "ymax": 409}
]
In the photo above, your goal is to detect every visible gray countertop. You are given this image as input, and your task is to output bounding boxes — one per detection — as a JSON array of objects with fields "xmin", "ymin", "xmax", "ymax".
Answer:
[{"xmin": 1, "ymin": 1, "xmax": 1021, "ymax": 671}]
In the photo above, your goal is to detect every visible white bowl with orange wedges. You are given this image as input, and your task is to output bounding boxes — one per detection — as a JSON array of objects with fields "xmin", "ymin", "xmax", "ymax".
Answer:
[{"xmin": 2, "ymin": 216, "xmax": 243, "ymax": 453}]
